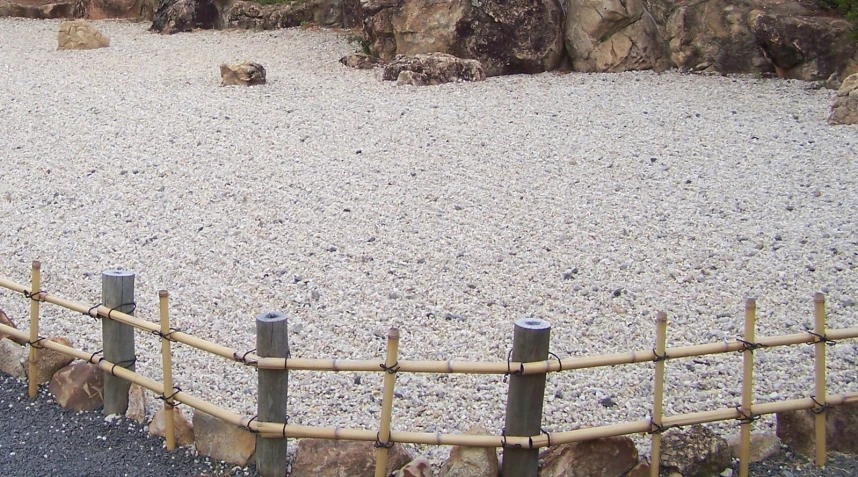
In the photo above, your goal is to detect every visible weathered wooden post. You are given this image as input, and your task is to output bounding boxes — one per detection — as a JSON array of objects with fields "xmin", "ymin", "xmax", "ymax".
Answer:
[
  {"xmin": 102, "ymin": 269, "xmax": 136, "ymax": 415},
  {"xmin": 502, "ymin": 317, "xmax": 551, "ymax": 477},
  {"xmin": 256, "ymin": 311, "xmax": 289, "ymax": 477}
]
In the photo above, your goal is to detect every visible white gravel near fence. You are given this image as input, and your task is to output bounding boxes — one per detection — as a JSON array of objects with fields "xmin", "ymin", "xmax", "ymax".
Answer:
[{"xmin": 1, "ymin": 17, "xmax": 857, "ymax": 467}]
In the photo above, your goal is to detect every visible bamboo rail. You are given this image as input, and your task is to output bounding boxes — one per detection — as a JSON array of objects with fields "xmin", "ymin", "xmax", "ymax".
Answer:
[
  {"xmin": 3, "ymin": 276, "xmax": 857, "ymax": 375},
  {"xmin": 2, "ymin": 322, "xmax": 857, "ymax": 448}
]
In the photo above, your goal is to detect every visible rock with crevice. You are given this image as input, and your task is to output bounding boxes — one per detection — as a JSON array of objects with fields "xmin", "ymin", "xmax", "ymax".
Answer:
[
  {"xmin": 220, "ymin": 61, "xmax": 266, "ymax": 86},
  {"xmin": 149, "ymin": 0, "xmax": 219, "ymax": 34},
  {"xmin": 382, "ymin": 53, "xmax": 485, "ymax": 86},
  {"xmin": 660, "ymin": 425, "xmax": 732, "ymax": 477},
  {"xmin": 226, "ymin": 0, "xmax": 343, "ymax": 30},
  {"xmin": 829, "ymin": 73, "xmax": 858, "ymax": 126},
  {"xmin": 339, "ymin": 53, "xmax": 384, "ymax": 69},
  {"xmin": 48, "ymin": 362, "xmax": 104, "ymax": 411}
]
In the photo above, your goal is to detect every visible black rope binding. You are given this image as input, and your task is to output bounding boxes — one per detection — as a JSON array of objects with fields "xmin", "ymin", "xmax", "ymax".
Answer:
[
  {"xmin": 85, "ymin": 303, "xmax": 103, "ymax": 319},
  {"xmin": 88, "ymin": 349, "xmax": 104, "ymax": 364},
  {"xmin": 23, "ymin": 289, "xmax": 46, "ymax": 302},
  {"xmin": 647, "ymin": 420, "xmax": 672, "ymax": 435},
  {"xmin": 652, "ymin": 349, "xmax": 670, "ymax": 362},
  {"xmin": 737, "ymin": 339, "xmax": 768, "ymax": 352},
  {"xmin": 374, "ymin": 431, "xmax": 394, "ymax": 449},
  {"xmin": 242, "ymin": 415, "xmax": 260, "ymax": 434},
  {"xmin": 500, "ymin": 427, "xmax": 523, "ymax": 449},
  {"xmin": 810, "ymin": 395, "xmax": 830, "ymax": 415},
  {"xmin": 151, "ymin": 328, "xmax": 182, "ymax": 342},
  {"xmin": 27, "ymin": 337, "xmax": 46, "ymax": 349},
  {"xmin": 734, "ymin": 406, "xmax": 759, "ymax": 425},
  {"xmin": 233, "ymin": 348, "xmax": 259, "ymax": 367},
  {"xmin": 156, "ymin": 386, "xmax": 183, "ymax": 406},
  {"xmin": 281, "ymin": 415, "xmax": 290, "ymax": 438},
  {"xmin": 541, "ymin": 428, "xmax": 552, "ymax": 448},
  {"xmin": 107, "ymin": 302, "xmax": 136, "ymax": 320},
  {"xmin": 109, "ymin": 358, "xmax": 136, "ymax": 376},
  {"xmin": 548, "ymin": 351, "xmax": 563, "ymax": 372},
  {"xmin": 806, "ymin": 330, "xmax": 836, "ymax": 346},
  {"xmin": 379, "ymin": 361, "xmax": 400, "ymax": 374},
  {"xmin": 503, "ymin": 350, "xmax": 524, "ymax": 383}
]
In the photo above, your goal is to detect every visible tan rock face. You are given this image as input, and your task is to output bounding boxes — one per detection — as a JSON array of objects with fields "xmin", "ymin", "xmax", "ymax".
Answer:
[
  {"xmin": 393, "ymin": 456, "xmax": 431, "ymax": 477},
  {"xmin": 438, "ymin": 426, "xmax": 498, "ymax": 477},
  {"xmin": 126, "ymin": 383, "xmax": 148, "ymax": 424},
  {"xmin": 57, "ymin": 20, "xmax": 110, "ymax": 50},
  {"xmin": 86, "ymin": 0, "xmax": 157, "ymax": 20},
  {"xmin": 381, "ymin": 53, "xmax": 485, "ymax": 86},
  {"xmin": 777, "ymin": 402, "xmax": 858, "ymax": 455},
  {"xmin": 291, "ymin": 439, "xmax": 412, "ymax": 477},
  {"xmin": 727, "ymin": 431, "xmax": 781, "ymax": 463},
  {"xmin": 48, "ymin": 362, "xmax": 104, "ymax": 411},
  {"xmin": 339, "ymin": 53, "xmax": 385, "ymax": 70},
  {"xmin": 564, "ymin": 0, "xmax": 669, "ymax": 72},
  {"xmin": 538, "ymin": 436, "xmax": 638, "ymax": 477},
  {"xmin": 0, "ymin": 309, "xmax": 28, "ymax": 346},
  {"xmin": 149, "ymin": 406, "xmax": 195, "ymax": 447},
  {"xmin": 828, "ymin": 73, "xmax": 858, "ymax": 126},
  {"xmin": 220, "ymin": 62, "xmax": 266, "ymax": 86},
  {"xmin": 25, "ymin": 336, "xmax": 74, "ymax": 384},
  {"xmin": 193, "ymin": 410, "xmax": 256, "ymax": 466},
  {"xmin": 0, "ymin": 339, "xmax": 28, "ymax": 378},
  {"xmin": 660, "ymin": 425, "xmax": 732, "ymax": 477}
]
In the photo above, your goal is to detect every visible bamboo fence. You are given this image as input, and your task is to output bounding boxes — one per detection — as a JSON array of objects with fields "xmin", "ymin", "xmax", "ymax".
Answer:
[{"xmin": 1, "ymin": 261, "xmax": 857, "ymax": 477}]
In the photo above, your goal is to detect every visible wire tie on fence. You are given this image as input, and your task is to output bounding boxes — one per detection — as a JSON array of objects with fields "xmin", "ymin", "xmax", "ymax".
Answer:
[
  {"xmin": 151, "ymin": 328, "xmax": 182, "ymax": 342},
  {"xmin": 233, "ymin": 348, "xmax": 258, "ymax": 367},
  {"xmin": 647, "ymin": 420, "xmax": 671, "ymax": 435},
  {"xmin": 541, "ymin": 428, "xmax": 552, "ymax": 448},
  {"xmin": 88, "ymin": 349, "xmax": 104, "ymax": 364},
  {"xmin": 500, "ymin": 427, "xmax": 523, "ymax": 449},
  {"xmin": 23, "ymin": 289, "xmax": 46, "ymax": 302},
  {"xmin": 107, "ymin": 302, "xmax": 136, "ymax": 320},
  {"xmin": 652, "ymin": 348, "xmax": 670, "ymax": 362},
  {"xmin": 27, "ymin": 337, "xmax": 46, "ymax": 349},
  {"xmin": 241, "ymin": 415, "xmax": 260, "ymax": 434},
  {"xmin": 810, "ymin": 395, "xmax": 830, "ymax": 415},
  {"xmin": 374, "ymin": 431, "xmax": 394, "ymax": 449},
  {"xmin": 806, "ymin": 330, "xmax": 836, "ymax": 346},
  {"xmin": 156, "ymin": 386, "xmax": 182, "ymax": 406},
  {"xmin": 85, "ymin": 303, "xmax": 103, "ymax": 319},
  {"xmin": 110, "ymin": 358, "xmax": 136, "ymax": 376},
  {"xmin": 737, "ymin": 339, "xmax": 768, "ymax": 352},
  {"xmin": 734, "ymin": 405, "xmax": 759, "ymax": 425},
  {"xmin": 280, "ymin": 415, "xmax": 290, "ymax": 438},
  {"xmin": 379, "ymin": 361, "xmax": 400, "ymax": 374},
  {"xmin": 548, "ymin": 352, "xmax": 563, "ymax": 372},
  {"xmin": 503, "ymin": 349, "xmax": 524, "ymax": 383}
]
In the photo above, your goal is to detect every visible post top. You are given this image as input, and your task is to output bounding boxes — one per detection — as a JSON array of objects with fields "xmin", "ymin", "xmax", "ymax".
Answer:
[
  {"xmin": 515, "ymin": 317, "xmax": 551, "ymax": 330},
  {"xmin": 257, "ymin": 311, "xmax": 288, "ymax": 322},
  {"xmin": 103, "ymin": 269, "xmax": 135, "ymax": 277}
]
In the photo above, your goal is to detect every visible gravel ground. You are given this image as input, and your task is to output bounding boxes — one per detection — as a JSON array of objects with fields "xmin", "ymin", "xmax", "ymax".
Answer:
[{"xmin": 0, "ymin": 17, "xmax": 857, "ymax": 472}]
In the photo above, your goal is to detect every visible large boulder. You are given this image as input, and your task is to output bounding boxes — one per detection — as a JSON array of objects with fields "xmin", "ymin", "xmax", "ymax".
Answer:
[
  {"xmin": 48, "ymin": 362, "xmax": 104, "ymax": 411},
  {"xmin": 85, "ymin": 0, "xmax": 157, "ymax": 19},
  {"xmin": 150, "ymin": 0, "xmax": 219, "ymax": 34},
  {"xmin": 438, "ymin": 426, "xmax": 498, "ymax": 477},
  {"xmin": 753, "ymin": 13, "xmax": 856, "ymax": 81},
  {"xmin": 538, "ymin": 436, "xmax": 638, "ymax": 477},
  {"xmin": 226, "ymin": 0, "xmax": 342, "ymax": 29},
  {"xmin": 25, "ymin": 336, "xmax": 74, "ymax": 384},
  {"xmin": 777, "ymin": 402, "xmax": 858, "ymax": 456},
  {"xmin": 564, "ymin": 0, "xmax": 669, "ymax": 72},
  {"xmin": 829, "ymin": 73, "xmax": 858, "ymax": 125},
  {"xmin": 659, "ymin": 425, "xmax": 732, "ymax": 477},
  {"xmin": 57, "ymin": 19, "xmax": 110, "ymax": 50},
  {"xmin": 381, "ymin": 53, "xmax": 486, "ymax": 86},
  {"xmin": 362, "ymin": 0, "xmax": 564, "ymax": 76},
  {"xmin": 193, "ymin": 410, "xmax": 256, "ymax": 465},
  {"xmin": 0, "ymin": 0, "xmax": 81, "ymax": 19},
  {"xmin": 291, "ymin": 438, "xmax": 412, "ymax": 477}
]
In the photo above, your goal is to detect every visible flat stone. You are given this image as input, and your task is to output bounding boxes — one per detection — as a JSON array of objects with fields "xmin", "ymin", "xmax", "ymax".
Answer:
[
  {"xmin": 192, "ymin": 410, "xmax": 256, "ymax": 466},
  {"xmin": 48, "ymin": 362, "xmax": 104, "ymax": 411}
]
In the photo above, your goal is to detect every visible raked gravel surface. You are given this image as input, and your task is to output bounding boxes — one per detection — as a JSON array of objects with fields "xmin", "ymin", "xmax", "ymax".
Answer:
[{"xmin": 1, "ymin": 17, "xmax": 857, "ymax": 470}]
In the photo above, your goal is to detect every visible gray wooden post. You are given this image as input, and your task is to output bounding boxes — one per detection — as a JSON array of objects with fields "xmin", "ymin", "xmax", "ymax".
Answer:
[
  {"xmin": 256, "ymin": 311, "xmax": 289, "ymax": 477},
  {"xmin": 102, "ymin": 270, "xmax": 136, "ymax": 416},
  {"xmin": 502, "ymin": 317, "xmax": 551, "ymax": 477}
]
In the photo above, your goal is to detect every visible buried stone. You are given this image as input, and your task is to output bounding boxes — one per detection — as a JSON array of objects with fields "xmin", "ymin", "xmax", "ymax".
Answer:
[{"xmin": 220, "ymin": 62, "xmax": 267, "ymax": 86}]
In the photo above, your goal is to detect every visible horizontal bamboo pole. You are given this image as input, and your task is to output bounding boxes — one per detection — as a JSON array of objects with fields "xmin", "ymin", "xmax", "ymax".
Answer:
[
  {"xmin": 3, "ymin": 323, "xmax": 857, "ymax": 449},
  {"xmin": 3, "ymin": 276, "xmax": 858, "ymax": 376}
]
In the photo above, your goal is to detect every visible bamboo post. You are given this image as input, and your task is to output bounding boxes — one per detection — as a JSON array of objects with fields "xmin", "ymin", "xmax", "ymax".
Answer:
[
  {"xmin": 375, "ymin": 328, "xmax": 401, "ymax": 477},
  {"xmin": 27, "ymin": 261, "xmax": 42, "ymax": 400},
  {"xmin": 813, "ymin": 292, "xmax": 827, "ymax": 467},
  {"xmin": 502, "ymin": 318, "xmax": 551, "ymax": 477},
  {"xmin": 739, "ymin": 299, "xmax": 756, "ymax": 477},
  {"xmin": 159, "ymin": 290, "xmax": 176, "ymax": 452},
  {"xmin": 102, "ymin": 270, "xmax": 136, "ymax": 415},
  {"xmin": 256, "ymin": 311, "xmax": 289, "ymax": 477},
  {"xmin": 649, "ymin": 312, "xmax": 668, "ymax": 477}
]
